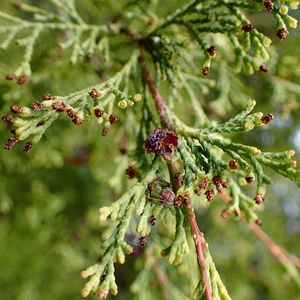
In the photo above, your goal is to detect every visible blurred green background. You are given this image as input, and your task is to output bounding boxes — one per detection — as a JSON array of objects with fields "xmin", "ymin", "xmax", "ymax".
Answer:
[{"xmin": 0, "ymin": 1, "xmax": 300, "ymax": 299}]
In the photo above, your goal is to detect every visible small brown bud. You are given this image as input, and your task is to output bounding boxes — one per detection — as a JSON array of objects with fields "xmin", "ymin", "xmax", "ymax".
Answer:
[
  {"xmin": 2, "ymin": 114, "xmax": 14, "ymax": 125},
  {"xmin": 100, "ymin": 274, "xmax": 106, "ymax": 284},
  {"xmin": 195, "ymin": 178, "xmax": 208, "ymax": 195},
  {"xmin": 259, "ymin": 65, "xmax": 268, "ymax": 73},
  {"xmin": 102, "ymin": 126, "xmax": 109, "ymax": 136},
  {"xmin": 31, "ymin": 101, "xmax": 42, "ymax": 111},
  {"xmin": 139, "ymin": 236, "xmax": 147, "ymax": 247},
  {"xmin": 6, "ymin": 74, "xmax": 15, "ymax": 81},
  {"xmin": 205, "ymin": 189, "xmax": 214, "ymax": 202},
  {"xmin": 229, "ymin": 159, "xmax": 239, "ymax": 169},
  {"xmin": 264, "ymin": 0, "xmax": 274, "ymax": 11},
  {"xmin": 255, "ymin": 219, "xmax": 262, "ymax": 226},
  {"xmin": 52, "ymin": 101, "xmax": 66, "ymax": 112},
  {"xmin": 234, "ymin": 209, "xmax": 241, "ymax": 217},
  {"xmin": 147, "ymin": 19, "xmax": 155, "ymax": 26},
  {"xmin": 89, "ymin": 89, "xmax": 101, "ymax": 99},
  {"xmin": 254, "ymin": 194, "xmax": 264, "ymax": 205},
  {"xmin": 42, "ymin": 93, "xmax": 54, "ymax": 101},
  {"xmin": 246, "ymin": 176, "xmax": 254, "ymax": 184},
  {"xmin": 144, "ymin": 128, "xmax": 178, "ymax": 160},
  {"xmin": 194, "ymin": 187, "xmax": 201, "ymax": 196},
  {"xmin": 222, "ymin": 180, "xmax": 229, "ymax": 188},
  {"xmin": 5, "ymin": 137, "xmax": 18, "ymax": 150},
  {"xmin": 13, "ymin": 3, "xmax": 23, "ymax": 10},
  {"xmin": 23, "ymin": 141, "xmax": 33, "ymax": 153},
  {"xmin": 183, "ymin": 194, "xmax": 191, "ymax": 207},
  {"xmin": 175, "ymin": 173, "xmax": 184, "ymax": 187},
  {"xmin": 221, "ymin": 209, "xmax": 231, "ymax": 219},
  {"xmin": 66, "ymin": 108, "xmax": 76, "ymax": 119},
  {"xmin": 159, "ymin": 188, "xmax": 175, "ymax": 206},
  {"xmin": 119, "ymin": 148, "xmax": 127, "ymax": 155},
  {"xmin": 212, "ymin": 176, "xmax": 222, "ymax": 189},
  {"xmin": 72, "ymin": 116, "xmax": 82, "ymax": 125},
  {"xmin": 37, "ymin": 121, "xmax": 44, "ymax": 127},
  {"xmin": 202, "ymin": 66, "xmax": 209, "ymax": 76},
  {"xmin": 173, "ymin": 195, "xmax": 183, "ymax": 208},
  {"xmin": 242, "ymin": 24, "xmax": 254, "ymax": 33},
  {"xmin": 125, "ymin": 166, "xmax": 139, "ymax": 179},
  {"xmin": 17, "ymin": 75, "xmax": 27, "ymax": 85},
  {"xmin": 149, "ymin": 215, "xmax": 156, "ymax": 226},
  {"xmin": 109, "ymin": 114, "xmax": 118, "ymax": 125},
  {"xmin": 277, "ymin": 28, "xmax": 289, "ymax": 40},
  {"xmin": 207, "ymin": 46, "xmax": 216, "ymax": 57},
  {"xmin": 119, "ymin": 135, "xmax": 127, "ymax": 155},
  {"xmin": 94, "ymin": 108, "xmax": 104, "ymax": 118},
  {"xmin": 261, "ymin": 113, "xmax": 274, "ymax": 124},
  {"xmin": 199, "ymin": 178, "xmax": 208, "ymax": 189},
  {"xmin": 10, "ymin": 104, "xmax": 22, "ymax": 114}
]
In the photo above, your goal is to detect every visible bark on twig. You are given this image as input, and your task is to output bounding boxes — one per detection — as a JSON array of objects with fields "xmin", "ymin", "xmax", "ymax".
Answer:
[
  {"xmin": 139, "ymin": 50, "xmax": 213, "ymax": 300},
  {"xmin": 138, "ymin": 47, "xmax": 170, "ymax": 129},
  {"xmin": 219, "ymin": 191, "xmax": 300, "ymax": 269},
  {"xmin": 249, "ymin": 222, "xmax": 300, "ymax": 269}
]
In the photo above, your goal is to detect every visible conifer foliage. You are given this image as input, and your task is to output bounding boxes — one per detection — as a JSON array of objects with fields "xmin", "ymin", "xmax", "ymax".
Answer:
[{"xmin": 1, "ymin": 1, "xmax": 300, "ymax": 299}]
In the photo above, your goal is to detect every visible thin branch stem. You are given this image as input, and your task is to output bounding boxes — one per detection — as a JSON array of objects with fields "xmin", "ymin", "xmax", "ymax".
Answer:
[
  {"xmin": 186, "ymin": 208, "xmax": 213, "ymax": 300},
  {"xmin": 172, "ymin": 161, "xmax": 213, "ymax": 299},
  {"xmin": 249, "ymin": 222, "xmax": 300, "ymax": 269},
  {"xmin": 139, "ymin": 50, "xmax": 213, "ymax": 300},
  {"xmin": 219, "ymin": 191, "xmax": 300, "ymax": 270},
  {"xmin": 139, "ymin": 47, "xmax": 170, "ymax": 128}
]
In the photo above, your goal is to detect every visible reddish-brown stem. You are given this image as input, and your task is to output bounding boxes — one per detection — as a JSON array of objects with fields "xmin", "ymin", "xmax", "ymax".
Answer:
[
  {"xmin": 139, "ymin": 47, "xmax": 170, "ymax": 129},
  {"xmin": 219, "ymin": 191, "xmax": 300, "ymax": 269},
  {"xmin": 139, "ymin": 52, "xmax": 213, "ymax": 299},
  {"xmin": 170, "ymin": 158, "xmax": 213, "ymax": 298},
  {"xmin": 168, "ymin": 164, "xmax": 213, "ymax": 300},
  {"xmin": 249, "ymin": 222, "xmax": 300, "ymax": 268},
  {"xmin": 186, "ymin": 209, "xmax": 213, "ymax": 300}
]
